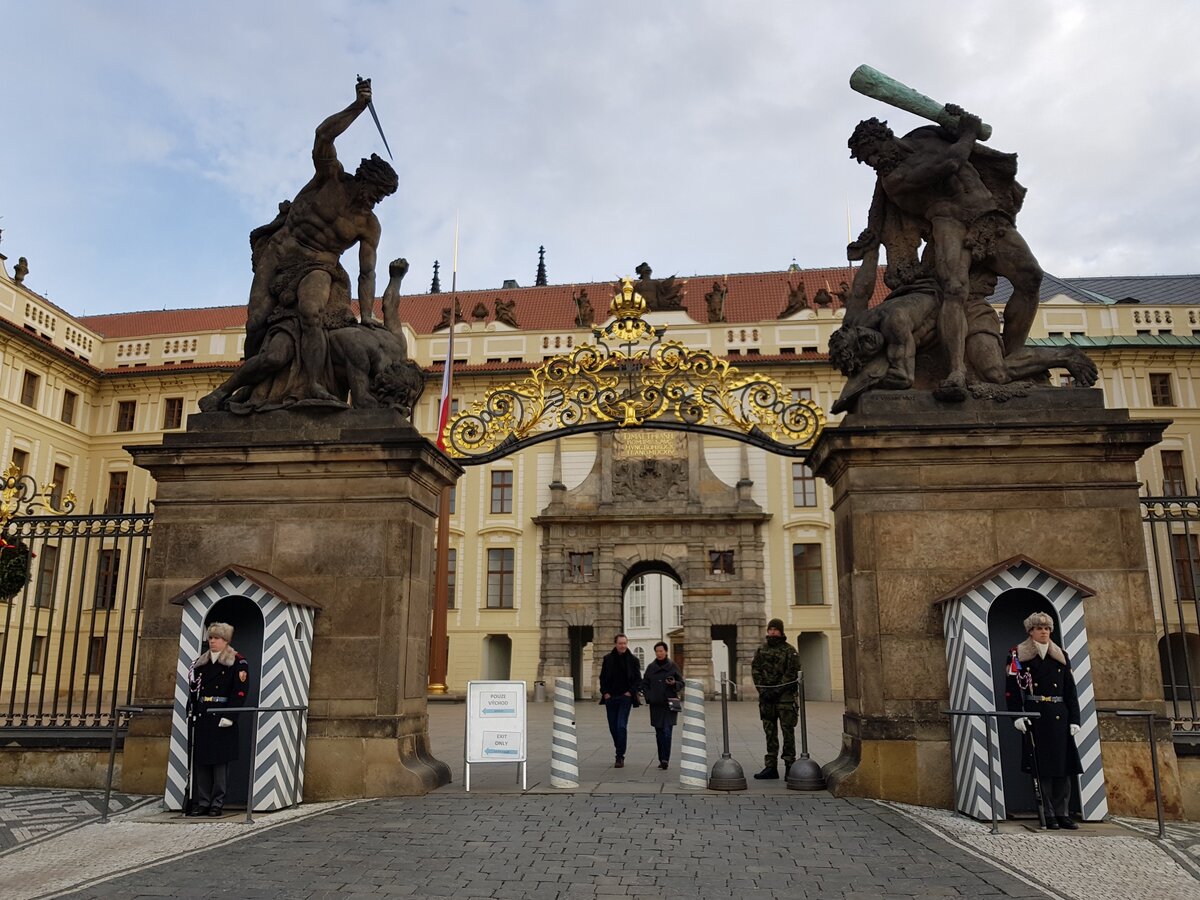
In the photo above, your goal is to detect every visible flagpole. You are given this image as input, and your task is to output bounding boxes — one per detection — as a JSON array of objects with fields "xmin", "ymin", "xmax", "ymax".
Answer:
[{"xmin": 429, "ymin": 214, "xmax": 459, "ymax": 696}]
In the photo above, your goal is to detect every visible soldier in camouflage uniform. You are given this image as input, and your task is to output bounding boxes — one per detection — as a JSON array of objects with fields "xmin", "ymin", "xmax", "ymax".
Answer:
[{"xmin": 751, "ymin": 618, "xmax": 800, "ymax": 779}]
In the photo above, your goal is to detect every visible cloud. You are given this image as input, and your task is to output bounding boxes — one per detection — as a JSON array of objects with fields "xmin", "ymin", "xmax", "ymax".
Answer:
[{"xmin": 3, "ymin": 1, "xmax": 1200, "ymax": 313}]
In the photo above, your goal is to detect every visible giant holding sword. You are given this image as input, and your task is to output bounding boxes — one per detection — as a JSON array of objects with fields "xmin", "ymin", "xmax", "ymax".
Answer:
[{"xmin": 200, "ymin": 77, "xmax": 400, "ymax": 413}]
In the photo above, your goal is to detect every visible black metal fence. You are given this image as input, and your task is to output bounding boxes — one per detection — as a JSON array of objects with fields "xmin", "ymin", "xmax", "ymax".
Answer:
[
  {"xmin": 1143, "ymin": 490, "xmax": 1200, "ymax": 740},
  {"xmin": 0, "ymin": 506, "xmax": 152, "ymax": 741}
]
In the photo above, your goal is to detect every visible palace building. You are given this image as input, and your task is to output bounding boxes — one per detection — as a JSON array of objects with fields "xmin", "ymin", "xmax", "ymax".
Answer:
[{"xmin": 1, "ymin": 248, "xmax": 1198, "ymax": 707}]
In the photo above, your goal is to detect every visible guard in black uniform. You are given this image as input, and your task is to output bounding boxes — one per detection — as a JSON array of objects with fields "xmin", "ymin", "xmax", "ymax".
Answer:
[
  {"xmin": 187, "ymin": 622, "xmax": 250, "ymax": 817},
  {"xmin": 1004, "ymin": 611, "xmax": 1083, "ymax": 830}
]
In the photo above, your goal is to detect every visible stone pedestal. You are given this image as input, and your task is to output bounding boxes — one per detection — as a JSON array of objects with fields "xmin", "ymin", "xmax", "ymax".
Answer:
[
  {"xmin": 120, "ymin": 409, "xmax": 460, "ymax": 799},
  {"xmin": 808, "ymin": 389, "xmax": 1183, "ymax": 816}
]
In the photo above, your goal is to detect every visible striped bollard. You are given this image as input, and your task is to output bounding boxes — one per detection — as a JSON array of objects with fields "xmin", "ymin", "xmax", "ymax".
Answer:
[
  {"xmin": 679, "ymin": 678, "xmax": 708, "ymax": 789},
  {"xmin": 550, "ymin": 677, "xmax": 579, "ymax": 788}
]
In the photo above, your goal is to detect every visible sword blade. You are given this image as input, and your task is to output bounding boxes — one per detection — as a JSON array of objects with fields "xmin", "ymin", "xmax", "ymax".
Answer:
[{"xmin": 366, "ymin": 101, "xmax": 394, "ymax": 161}]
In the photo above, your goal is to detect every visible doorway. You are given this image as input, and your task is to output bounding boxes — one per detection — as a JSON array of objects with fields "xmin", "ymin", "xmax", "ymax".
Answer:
[
  {"xmin": 202, "ymin": 596, "xmax": 263, "ymax": 808},
  {"xmin": 569, "ymin": 626, "xmax": 594, "ymax": 700},
  {"xmin": 621, "ymin": 566, "xmax": 683, "ymax": 672},
  {"xmin": 987, "ymin": 588, "xmax": 1078, "ymax": 818},
  {"xmin": 482, "ymin": 634, "xmax": 513, "ymax": 680}
]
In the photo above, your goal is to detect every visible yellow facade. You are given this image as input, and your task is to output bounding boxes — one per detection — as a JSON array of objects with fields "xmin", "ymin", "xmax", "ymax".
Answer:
[{"xmin": 1, "ymin": 252, "xmax": 1198, "ymax": 704}]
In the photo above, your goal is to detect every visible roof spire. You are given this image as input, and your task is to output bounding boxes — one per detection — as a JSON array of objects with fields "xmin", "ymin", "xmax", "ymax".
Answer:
[
  {"xmin": 535, "ymin": 245, "xmax": 547, "ymax": 287},
  {"xmin": 430, "ymin": 260, "xmax": 441, "ymax": 294}
]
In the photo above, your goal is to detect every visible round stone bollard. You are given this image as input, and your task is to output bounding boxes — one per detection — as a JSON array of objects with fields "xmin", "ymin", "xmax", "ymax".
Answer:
[
  {"xmin": 679, "ymin": 679, "xmax": 708, "ymax": 789},
  {"xmin": 550, "ymin": 677, "xmax": 579, "ymax": 789}
]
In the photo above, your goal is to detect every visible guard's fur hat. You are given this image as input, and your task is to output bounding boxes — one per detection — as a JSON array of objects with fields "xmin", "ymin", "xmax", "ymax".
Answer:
[
  {"xmin": 206, "ymin": 621, "xmax": 234, "ymax": 641},
  {"xmin": 1023, "ymin": 612, "xmax": 1054, "ymax": 634}
]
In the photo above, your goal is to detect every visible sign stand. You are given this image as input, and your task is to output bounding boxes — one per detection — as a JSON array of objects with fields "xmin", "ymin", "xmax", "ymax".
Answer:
[{"xmin": 464, "ymin": 680, "xmax": 527, "ymax": 791}]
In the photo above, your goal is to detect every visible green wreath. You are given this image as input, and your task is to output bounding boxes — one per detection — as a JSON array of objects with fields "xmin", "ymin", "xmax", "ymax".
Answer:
[{"xmin": 0, "ymin": 538, "xmax": 33, "ymax": 602}]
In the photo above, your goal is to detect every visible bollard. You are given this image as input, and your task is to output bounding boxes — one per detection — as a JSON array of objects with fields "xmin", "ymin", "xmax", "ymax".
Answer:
[
  {"xmin": 709, "ymin": 672, "xmax": 747, "ymax": 790},
  {"xmin": 550, "ymin": 677, "xmax": 579, "ymax": 788},
  {"xmin": 786, "ymin": 671, "xmax": 826, "ymax": 791},
  {"xmin": 679, "ymin": 678, "xmax": 708, "ymax": 789}
]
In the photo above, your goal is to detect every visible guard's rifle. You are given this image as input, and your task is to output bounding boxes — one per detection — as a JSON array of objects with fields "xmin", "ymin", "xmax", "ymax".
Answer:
[{"xmin": 1012, "ymin": 649, "xmax": 1047, "ymax": 829}]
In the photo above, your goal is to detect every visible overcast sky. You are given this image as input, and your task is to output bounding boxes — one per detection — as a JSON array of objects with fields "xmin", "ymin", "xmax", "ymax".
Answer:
[{"xmin": 2, "ymin": 2, "xmax": 1199, "ymax": 316}]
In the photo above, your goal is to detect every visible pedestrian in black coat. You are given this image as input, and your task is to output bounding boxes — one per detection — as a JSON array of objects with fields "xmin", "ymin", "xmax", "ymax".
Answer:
[
  {"xmin": 187, "ymin": 622, "xmax": 250, "ymax": 817},
  {"xmin": 1004, "ymin": 611, "xmax": 1083, "ymax": 830},
  {"xmin": 599, "ymin": 634, "xmax": 642, "ymax": 767},
  {"xmin": 640, "ymin": 642, "xmax": 683, "ymax": 769}
]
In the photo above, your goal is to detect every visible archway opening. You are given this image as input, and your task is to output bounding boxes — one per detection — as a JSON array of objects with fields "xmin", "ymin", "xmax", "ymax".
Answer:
[
  {"xmin": 621, "ymin": 565, "xmax": 683, "ymax": 673},
  {"xmin": 482, "ymin": 634, "xmax": 513, "ymax": 680}
]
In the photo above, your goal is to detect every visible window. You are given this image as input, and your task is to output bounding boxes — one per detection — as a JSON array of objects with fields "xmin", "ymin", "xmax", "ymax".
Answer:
[
  {"xmin": 29, "ymin": 636, "xmax": 47, "ymax": 675},
  {"xmin": 50, "ymin": 464, "xmax": 68, "ymax": 509},
  {"xmin": 792, "ymin": 463, "xmax": 817, "ymax": 507},
  {"xmin": 446, "ymin": 548, "xmax": 457, "ymax": 610},
  {"xmin": 1162, "ymin": 450, "xmax": 1188, "ymax": 496},
  {"xmin": 490, "ymin": 470, "xmax": 513, "ymax": 513},
  {"xmin": 20, "ymin": 371, "xmax": 40, "ymax": 408},
  {"xmin": 61, "ymin": 390, "xmax": 78, "ymax": 426},
  {"xmin": 709, "ymin": 550, "xmax": 735, "ymax": 575},
  {"xmin": 634, "ymin": 646, "xmax": 646, "ymax": 667},
  {"xmin": 162, "ymin": 397, "xmax": 184, "ymax": 430},
  {"xmin": 568, "ymin": 552, "xmax": 594, "ymax": 580},
  {"xmin": 10, "ymin": 448, "xmax": 28, "ymax": 477},
  {"xmin": 448, "ymin": 486, "xmax": 457, "ymax": 515},
  {"xmin": 105, "ymin": 471, "xmax": 128, "ymax": 514},
  {"xmin": 1172, "ymin": 534, "xmax": 1200, "ymax": 601},
  {"xmin": 33, "ymin": 545, "xmax": 58, "ymax": 608},
  {"xmin": 1150, "ymin": 373, "xmax": 1175, "ymax": 407},
  {"xmin": 486, "ymin": 548, "xmax": 515, "ymax": 608},
  {"xmin": 792, "ymin": 543, "xmax": 825, "ymax": 605},
  {"xmin": 791, "ymin": 387, "xmax": 813, "ymax": 403},
  {"xmin": 671, "ymin": 583, "xmax": 683, "ymax": 629},
  {"xmin": 95, "ymin": 549, "xmax": 121, "ymax": 609},
  {"xmin": 627, "ymin": 576, "xmax": 647, "ymax": 628},
  {"xmin": 87, "ymin": 637, "xmax": 107, "ymax": 676},
  {"xmin": 115, "ymin": 400, "xmax": 137, "ymax": 432}
]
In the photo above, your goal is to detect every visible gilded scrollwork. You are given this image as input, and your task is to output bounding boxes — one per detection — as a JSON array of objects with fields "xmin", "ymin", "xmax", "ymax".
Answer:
[{"xmin": 442, "ymin": 278, "xmax": 826, "ymax": 463}]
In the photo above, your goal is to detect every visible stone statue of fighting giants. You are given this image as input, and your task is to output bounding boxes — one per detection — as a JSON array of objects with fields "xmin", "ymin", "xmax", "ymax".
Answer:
[
  {"xmin": 830, "ymin": 66, "xmax": 1097, "ymax": 411},
  {"xmin": 200, "ymin": 80, "xmax": 424, "ymax": 416}
]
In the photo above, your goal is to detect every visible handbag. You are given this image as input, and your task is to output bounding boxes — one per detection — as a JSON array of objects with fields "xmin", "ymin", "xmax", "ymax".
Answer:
[{"xmin": 667, "ymin": 697, "xmax": 682, "ymax": 713}]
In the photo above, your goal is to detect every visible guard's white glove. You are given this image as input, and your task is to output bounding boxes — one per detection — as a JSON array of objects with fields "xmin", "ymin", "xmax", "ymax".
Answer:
[
  {"xmin": 1069, "ymin": 724, "xmax": 1080, "ymax": 737},
  {"xmin": 218, "ymin": 717, "xmax": 234, "ymax": 728},
  {"xmin": 1013, "ymin": 717, "xmax": 1030, "ymax": 733}
]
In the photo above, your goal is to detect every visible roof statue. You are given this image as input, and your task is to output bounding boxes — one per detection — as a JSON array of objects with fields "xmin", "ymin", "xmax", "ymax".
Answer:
[
  {"xmin": 200, "ymin": 79, "xmax": 422, "ymax": 417},
  {"xmin": 631, "ymin": 261, "xmax": 685, "ymax": 312},
  {"xmin": 829, "ymin": 65, "xmax": 1098, "ymax": 411}
]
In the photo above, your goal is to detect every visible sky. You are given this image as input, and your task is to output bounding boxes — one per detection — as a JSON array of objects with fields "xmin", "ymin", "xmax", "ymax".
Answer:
[{"xmin": 2, "ymin": 1, "xmax": 1199, "ymax": 316}]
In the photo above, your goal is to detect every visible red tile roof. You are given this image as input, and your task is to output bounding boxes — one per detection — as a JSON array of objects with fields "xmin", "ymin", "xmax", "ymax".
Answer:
[
  {"xmin": 76, "ymin": 267, "xmax": 889, "ymax": 338},
  {"xmin": 79, "ymin": 305, "xmax": 247, "ymax": 338}
]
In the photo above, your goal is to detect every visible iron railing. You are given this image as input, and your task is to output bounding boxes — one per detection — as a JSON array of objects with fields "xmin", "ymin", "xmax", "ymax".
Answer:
[
  {"xmin": 1142, "ymin": 489, "xmax": 1200, "ymax": 739},
  {"xmin": 0, "ymin": 506, "xmax": 153, "ymax": 741}
]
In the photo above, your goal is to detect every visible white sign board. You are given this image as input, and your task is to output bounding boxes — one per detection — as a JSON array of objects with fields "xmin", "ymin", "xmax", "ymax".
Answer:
[{"xmin": 465, "ymin": 681, "xmax": 527, "ymax": 787}]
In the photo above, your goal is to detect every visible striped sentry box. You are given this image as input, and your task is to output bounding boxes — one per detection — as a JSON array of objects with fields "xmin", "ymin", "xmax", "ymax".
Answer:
[
  {"xmin": 940, "ymin": 557, "xmax": 1107, "ymax": 822},
  {"xmin": 165, "ymin": 567, "xmax": 318, "ymax": 812},
  {"xmin": 550, "ymin": 677, "xmax": 579, "ymax": 788},
  {"xmin": 679, "ymin": 679, "xmax": 708, "ymax": 788}
]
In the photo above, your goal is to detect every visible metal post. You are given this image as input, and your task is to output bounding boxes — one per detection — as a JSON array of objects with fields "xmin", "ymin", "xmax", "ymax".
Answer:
[
  {"xmin": 984, "ymin": 713, "xmax": 1000, "ymax": 835},
  {"xmin": 244, "ymin": 709, "xmax": 260, "ymax": 824},
  {"xmin": 100, "ymin": 705, "xmax": 131, "ymax": 824},
  {"xmin": 291, "ymin": 709, "xmax": 303, "ymax": 809},
  {"xmin": 1145, "ymin": 713, "xmax": 1166, "ymax": 839},
  {"xmin": 708, "ymin": 673, "xmax": 746, "ymax": 790},
  {"xmin": 787, "ymin": 672, "xmax": 825, "ymax": 790}
]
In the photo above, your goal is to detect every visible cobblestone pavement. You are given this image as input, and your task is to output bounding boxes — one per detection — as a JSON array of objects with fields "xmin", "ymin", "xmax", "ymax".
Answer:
[
  {"xmin": 0, "ymin": 788, "xmax": 155, "ymax": 853},
  {"xmin": 53, "ymin": 794, "xmax": 1051, "ymax": 900},
  {"xmin": 892, "ymin": 802, "xmax": 1200, "ymax": 900},
  {"xmin": 1115, "ymin": 816, "xmax": 1200, "ymax": 881}
]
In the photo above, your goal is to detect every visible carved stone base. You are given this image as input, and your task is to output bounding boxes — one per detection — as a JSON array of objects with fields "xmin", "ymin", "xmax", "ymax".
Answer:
[
  {"xmin": 121, "ymin": 409, "xmax": 460, "ymax": 799},
  {"xmin": 809, "ymin": 389, "xmax": 1183, "ymax": 816}
]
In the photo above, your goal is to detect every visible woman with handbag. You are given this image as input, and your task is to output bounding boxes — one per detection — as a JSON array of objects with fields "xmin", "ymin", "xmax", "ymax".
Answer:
[{"xmin": 641, "ymin": 641, "xmax": 683, "ymax": 770}]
